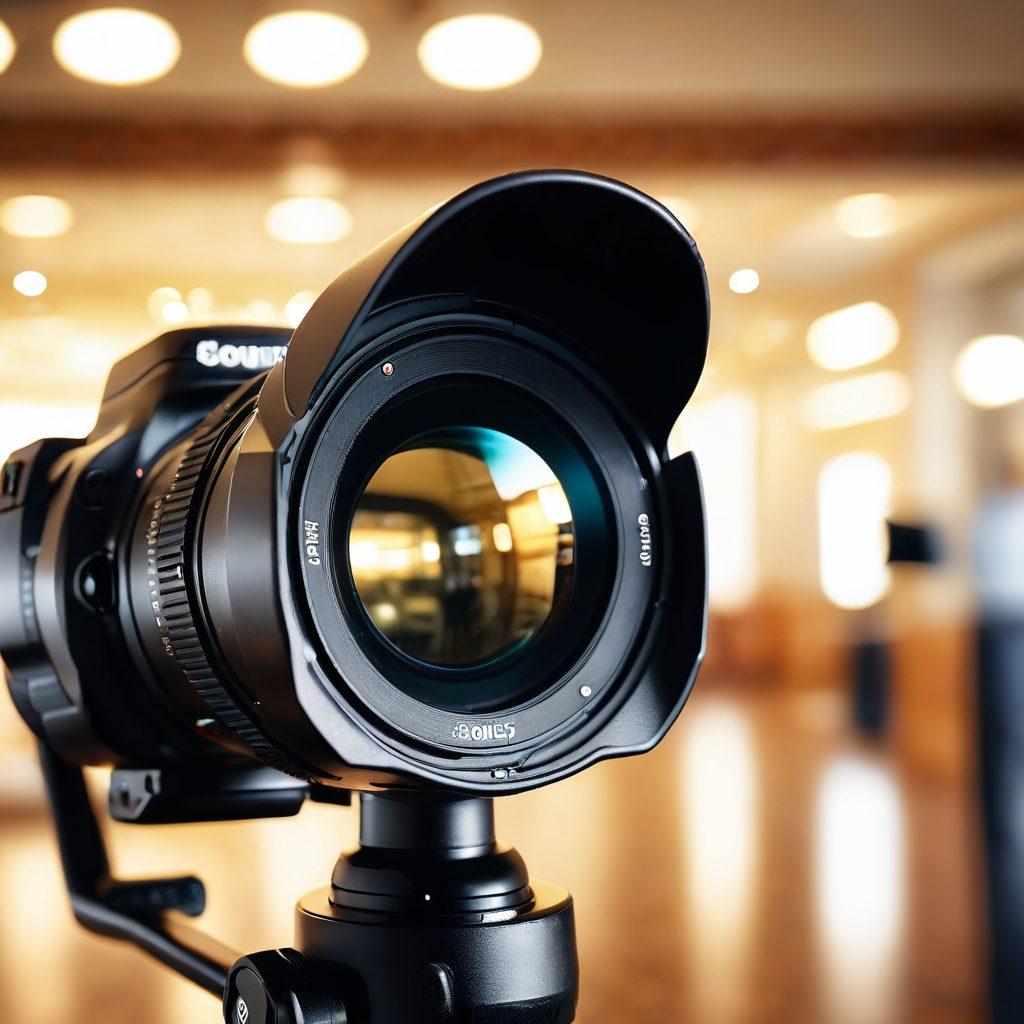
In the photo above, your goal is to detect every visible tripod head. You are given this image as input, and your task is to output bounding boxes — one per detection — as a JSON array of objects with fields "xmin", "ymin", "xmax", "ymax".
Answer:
[{"xmin": 41, "ymin": 743, "xmax": 577, "ymax": 1024}]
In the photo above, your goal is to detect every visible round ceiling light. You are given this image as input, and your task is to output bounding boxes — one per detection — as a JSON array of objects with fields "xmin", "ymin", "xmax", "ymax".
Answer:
[
  {"xmin": 54, "ymin": 8, "xmax": 181, "ymax": 86},
  {"xmin": 244, "ymin": 11, "xmax": 368, "ymax": 88},
  {"xmin": 0, "ymin": 195, "xmax": 74, "ymax": 238},
  {"xmin": 418, "ymin": 14, "xmax": 541, "ymax": 91},
  {"xmin": 952, "ymin": 334, "xmax": 1024, "ymax": 408},
  {"xmin": 0, "ymin": 20, "xmax": 16, "ymax": 75},
  {"xmin": 13, "ymin": 270, "xmax": 47, "ymax": 297},
  {"xmin": 728, "ymin": 268, "xmax": 760, "ymax": 295},
  {"xmin": 265, "ymin": 197, "xmax": 353, "ymax": 245}
]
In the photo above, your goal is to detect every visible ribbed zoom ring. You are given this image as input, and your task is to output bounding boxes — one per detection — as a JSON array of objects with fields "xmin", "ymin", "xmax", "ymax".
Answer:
[{"xmin": 152, "ymin": 423, "xmax": 311, "ymax": 781}]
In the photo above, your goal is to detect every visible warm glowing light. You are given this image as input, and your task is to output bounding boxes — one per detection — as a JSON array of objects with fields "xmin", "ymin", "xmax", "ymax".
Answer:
[
  {"xmin": 418, "ymin": 14, "xmax": 541, "ymax": 91},
  {"xmin": 244, "ymin": 12, "xmax": 368, "ymax": 88},
  {"xmin": 670, "ymin": 391, "xmax": 758, "ymax": 611},
  {"xmin": 54, "ymin": 9, "xmax": 181, "ymax": 86},
  {"xmin": 683, "ymin": 703, "xmax": 758, "ymax": 1021},
  {"xmin": 420, "ymin": 540, "xmax": 441, "ymax": 563},
  {"xmin": 147, "ymin": 286, "xmax": 180, "ymax": 322},
  {"xmin": 284, "ymin": 290, "xmax": 318, "ymax": 328},
  {"xmin": 0, "ymin": 403, "xmax": 96, "ymax": 463},
  {"xmin": 537, "ymin": 483, "xmax": 571, "ymax": 525},
  {"xmin": 818, "ymin": 453, "xmax": 892, "ymax": 609},
  {"xmin": 0, "ymin": 20, "xmax": 15, "ymax": 75},
  {"xmin": 265, "ymin": 197, "xmax": 352, "ymax": 245},
  {"xmin": 0, "ymin": 195, "xmax": 73, "ymax": 238},
  {"xmin": 349, "ymin": 541, "xmax": 379, "ymax": 570},
  {"xmin": 12, "ymin": 271, "xmax": 47, "ymax": 297},
  {"xmin": 492, "ymin": 522, "xmax": 513, "ymax": 553},
  {"xmin": 816, "ymin": 758, "xmax": 904, "ymax": 1024},
  {"xmin": 379, "ymin": 548, "xmax": 413, "ymax": 571},
  {"xmin": 806, "ymin": 301, "xmax": 899, "ymax": 371},
  {"xmin": 371, "ymin": 602, "xmax": 398, "ymax": 625},
  {"xmin": 728, "ymin": 268, "xmax": 759, "ymax": 294},
  {"xmin": 658, "ymin": 195, "xmax": 701, "ymax": 232},
  {"xmin": 835, "ymin": 192, "xmax": 901, "ymax": 239},
  {"xmin": 952, "ymin": 334, "xmax": 1024, "ymax": 408},
  {"xmin": 160, "ymin": 299, "xmax": 189, "ymax": 324},
  {"xmin": 803, "ymin": 371, "xmax": 911, "ymax": 431}
]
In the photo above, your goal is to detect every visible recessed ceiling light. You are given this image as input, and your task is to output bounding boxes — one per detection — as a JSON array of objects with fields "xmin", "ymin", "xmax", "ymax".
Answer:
[
  {"xmin": 54, "ymin": 8, "xmax": 180, "ymax": 86},
  {"xmin": 284, "ymin": 290, "xmax": 318, "ymax": 328},
  {"xmin": 806, "ymin": 301, "xmax": 899, "ymax": 372},
  {"xmin": 658, "ymin": 195, "xmax": 701, "ymax": 232},
  {"xmin": 728, "ymin": 268, "xmax": 759, "ymax": 294},
  {"xmin": 0, "ymin": 20, "xmax": 16, "ymax": 75},
  {"xmin": 0, "ymin": 195, "xmax": 74, "ymax": 238},
  {"xmin": 244, "ymin": 12, "xmax": 368, "ymax": 88},
  {"xmin": 13, "ymin": 270, "xmax": 47, "ymax": 297},
  {"xmin": 835, "ymin": 193, "xmax": 901, "ymax": 239},
  {"xmin": 418, "ymin": 14, "xmax": 541, "ymax": 91},
  {"xmin": 265, "ymin": 197, "xmax": 353, "ymax": 245},
  {"xmin": 952, "ymin": 334, "xmax": 1024, "ymax": 408},
  {"xmin": 160, "ymin": 299, "xmax": 189, "ymax": 324},
  {"xmin": 147, "ymin": 286, "xmax": 181, "ymax": 322}
]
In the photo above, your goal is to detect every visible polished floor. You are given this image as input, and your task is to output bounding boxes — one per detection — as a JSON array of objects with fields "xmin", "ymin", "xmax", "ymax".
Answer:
[{"xmin": 0, "ymin": 685, "xmax": 984, "ymax": 1024}]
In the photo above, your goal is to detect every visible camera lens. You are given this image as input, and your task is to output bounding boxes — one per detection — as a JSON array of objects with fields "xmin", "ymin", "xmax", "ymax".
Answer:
[{"xmin": 349, "ymin": 427, "xmax": 574, "ymax": 669}]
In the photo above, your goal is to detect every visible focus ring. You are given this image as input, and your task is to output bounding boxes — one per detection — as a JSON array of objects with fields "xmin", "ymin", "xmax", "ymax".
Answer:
[{"xmin": 152, "ymin": 421, "xmax": 311, "ymax": 781}]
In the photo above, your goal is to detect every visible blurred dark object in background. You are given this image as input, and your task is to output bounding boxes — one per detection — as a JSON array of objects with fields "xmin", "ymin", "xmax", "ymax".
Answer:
[
  {"xmin": 887, "ymin": 521, "xmax": 943, "ymax": 565},
  {"xmin": 852, "ymin": 640, "xmax": 891, "ymax": 739},
  {"xmin": 973, "ymin": 471, "xmax": 1024, "ymax": 1023}
]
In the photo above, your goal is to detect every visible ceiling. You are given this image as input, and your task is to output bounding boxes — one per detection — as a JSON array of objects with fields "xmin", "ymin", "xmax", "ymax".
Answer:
[{"xmin": 0, "ymin": 0, "xmax": 1022, "ymax": 124}]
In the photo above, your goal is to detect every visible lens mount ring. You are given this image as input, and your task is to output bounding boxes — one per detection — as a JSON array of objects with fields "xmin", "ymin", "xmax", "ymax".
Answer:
[{"xmin": 290, "ymin": 319, "xmax": 662, "ymax": 770}]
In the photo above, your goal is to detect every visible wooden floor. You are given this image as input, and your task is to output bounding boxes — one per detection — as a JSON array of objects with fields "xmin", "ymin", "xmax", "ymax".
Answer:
[{"xmin": 0, "ymin": 685, "xmax": 985, "ymax": 1024}]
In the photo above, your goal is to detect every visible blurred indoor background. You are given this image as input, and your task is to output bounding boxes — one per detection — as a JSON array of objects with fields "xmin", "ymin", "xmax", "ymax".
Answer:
[{"xmin": 1, "ymin": 1, "xmax": 1023, "ymax": 1021}]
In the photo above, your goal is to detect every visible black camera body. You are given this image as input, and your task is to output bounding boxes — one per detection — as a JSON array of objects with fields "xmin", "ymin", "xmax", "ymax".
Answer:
[
  {"xmin": 0, "ymin": 326, "xmax": 292, "ymax": 770},
  {"xmin": 1, "ymin": 170, "xmax": 708, "ymax": 799}
]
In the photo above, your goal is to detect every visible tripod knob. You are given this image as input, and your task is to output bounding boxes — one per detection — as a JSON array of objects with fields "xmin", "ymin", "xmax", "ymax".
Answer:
[{"xmin": 224, "ymin": 949, "xmax": 355, "ymax": 1024}]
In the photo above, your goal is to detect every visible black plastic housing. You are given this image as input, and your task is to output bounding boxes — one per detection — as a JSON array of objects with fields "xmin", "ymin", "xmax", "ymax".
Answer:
[{"xmin": 0, "ymin": 326, "xmax": 292, "ymax": 767}]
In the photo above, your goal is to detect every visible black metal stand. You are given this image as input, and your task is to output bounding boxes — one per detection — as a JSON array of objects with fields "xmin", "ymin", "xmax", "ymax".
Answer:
[{"xmin": 37, "ymin": 743, "xmax": 578, "ymax": 1024}]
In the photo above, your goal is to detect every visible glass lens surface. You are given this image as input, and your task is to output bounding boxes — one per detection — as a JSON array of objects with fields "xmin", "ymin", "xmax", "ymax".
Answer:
[{"xmin": 348, "ymin": 427, "xmax": 574, "ymax": 667}]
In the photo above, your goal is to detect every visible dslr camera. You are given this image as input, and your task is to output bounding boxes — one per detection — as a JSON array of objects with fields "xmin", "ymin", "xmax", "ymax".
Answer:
[{"xmin": 0, "ymin": 170, "xmax": 708, "ymax": 1024}]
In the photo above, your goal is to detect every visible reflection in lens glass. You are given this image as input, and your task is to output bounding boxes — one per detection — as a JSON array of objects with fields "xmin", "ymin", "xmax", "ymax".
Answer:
[{"xmin": 348, "ymin": 428, "xmax": 574, "ymax": 667}]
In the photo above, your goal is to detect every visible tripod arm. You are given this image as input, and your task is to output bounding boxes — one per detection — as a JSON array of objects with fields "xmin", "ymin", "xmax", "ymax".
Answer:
[
  {"xmin": 37, "ymin": 741, "xmax": 238, "ymax": 996},
  {"xmin": 37, "ymin": 741, "xmax": 356, "ymax": 1022}
]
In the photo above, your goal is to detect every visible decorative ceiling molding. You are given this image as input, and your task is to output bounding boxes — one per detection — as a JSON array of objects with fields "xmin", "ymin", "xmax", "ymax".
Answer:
[{"xmin": 0, "ymin": 111, "xmax": 1021, "ymax": 172}]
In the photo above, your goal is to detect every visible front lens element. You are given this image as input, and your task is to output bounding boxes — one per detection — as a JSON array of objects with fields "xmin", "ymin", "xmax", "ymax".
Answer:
[{"xmin": 348, "ymin": 427, "xmax": 574, "ymax": 667}]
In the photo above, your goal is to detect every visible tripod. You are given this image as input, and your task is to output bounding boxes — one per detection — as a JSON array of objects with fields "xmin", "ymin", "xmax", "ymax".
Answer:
[{"xmin": 38, "ymin": 743, "xmax": 578, "ymax": 1024}]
